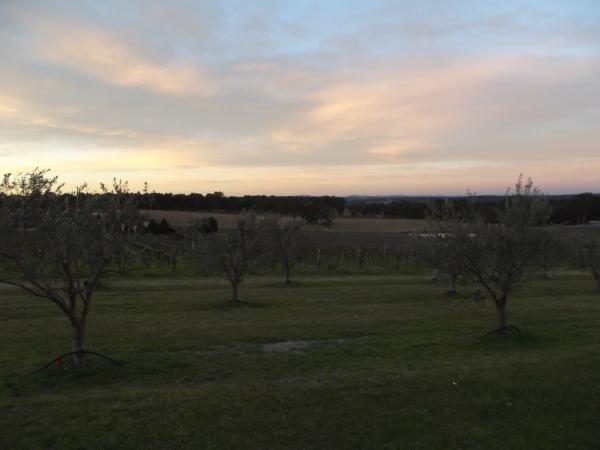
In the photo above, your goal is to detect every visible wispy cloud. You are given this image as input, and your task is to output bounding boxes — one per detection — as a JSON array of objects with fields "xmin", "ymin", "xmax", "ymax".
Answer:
[
  {"xmin": 0, "ymin": 93, "xmax": 139, "ymax": 138},
  {"xmin": 42, "ymin": 27, "xmax": 216, "ymax": 95}
]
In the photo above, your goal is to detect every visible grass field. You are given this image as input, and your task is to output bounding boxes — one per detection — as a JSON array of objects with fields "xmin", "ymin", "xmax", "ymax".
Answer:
[
  {"xmin": 144, "ymin": 210, "xmax": 428, "ymax": 233},
  {"xmin": 1, "ymin": 273, "xmax": 600, "ymax": 449},
  {"xmin": 143, "ymin": 210, "xmax": 600, "ymax": 239}
]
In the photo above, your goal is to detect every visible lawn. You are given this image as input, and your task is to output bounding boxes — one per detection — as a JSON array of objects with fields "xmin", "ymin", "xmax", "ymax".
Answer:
[{"xmin": 1, "ymin": 274, "xmax": 599, "ymax": 449}]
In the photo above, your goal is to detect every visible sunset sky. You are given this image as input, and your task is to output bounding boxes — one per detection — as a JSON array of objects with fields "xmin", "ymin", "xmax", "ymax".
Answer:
[{"xmin": 1, "ymin": 0, "xmax": 599, "ymax": 195}]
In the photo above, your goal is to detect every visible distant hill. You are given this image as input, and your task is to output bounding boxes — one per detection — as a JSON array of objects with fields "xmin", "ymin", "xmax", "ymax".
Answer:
[
  {"xmin": 345, "ymin": 194, "xmax": 591, "ymax": 203},
  {"xmin": 347, "ymin": 195, "xmax": 451, "ymax": 203}
]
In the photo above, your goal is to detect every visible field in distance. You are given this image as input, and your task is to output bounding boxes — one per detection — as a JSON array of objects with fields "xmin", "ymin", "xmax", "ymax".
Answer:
[{"xmin": 144, "ymin": 210, "xmax": 428, "ymax": 233}]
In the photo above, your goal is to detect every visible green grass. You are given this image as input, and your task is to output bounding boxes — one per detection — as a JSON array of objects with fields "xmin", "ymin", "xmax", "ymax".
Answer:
[{"xmin": 1, "ymin": 274, "xmax": 600, "ymax": 449}]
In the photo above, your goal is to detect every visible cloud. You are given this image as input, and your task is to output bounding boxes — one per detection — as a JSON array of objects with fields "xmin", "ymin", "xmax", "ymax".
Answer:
[
  {"xmin": 0, "ymin": 93, "xmax": 139, "ymax": 138},
  {"xmin": 40, "ymin": 26, "xmax": 216, "ymax": 96},
  {"xmin": 263, "ymin": 56, "xmax": 540, "ymax": 160},
  {"xmin": 0, "ymin": 1, "xmax": 599, "ymax": 193}
]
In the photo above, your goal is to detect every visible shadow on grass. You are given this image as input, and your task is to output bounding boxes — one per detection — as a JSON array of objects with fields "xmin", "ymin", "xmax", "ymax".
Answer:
[
  {"xmin": 210, "ymin": 299, "xmax": 271, "ymax": 309},
  {"xmin": 4, "ymin": 364, "xmax": 128, "ymax": 397},
  {"xmin": 469, "ymin": 330, "xmax": 559, "ymax": 352},
  {"xmin": 254, "ymin": 279, "xmax": 311, "ymax": 289}
]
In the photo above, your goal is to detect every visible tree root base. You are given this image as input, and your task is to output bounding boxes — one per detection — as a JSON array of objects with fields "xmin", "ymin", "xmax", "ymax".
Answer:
[
  {"xmin": 443, "ymin": 290, "xmax": 458, "ymax": 296},
  {"xmin": 37, "ymin": 351, "xmax": 122, "ymax": 372},
  {"xmin": 228, "ymin": 299, "xmax": 252, "ymax": 307},
  {"xmin": 482, "ymin": 326, "xmax": 523, "ymax": 337}
]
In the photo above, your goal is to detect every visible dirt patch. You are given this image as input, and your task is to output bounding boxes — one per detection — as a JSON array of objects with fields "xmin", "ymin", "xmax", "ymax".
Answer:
[
  {"xmin": 262, "ymin": 339, "xmax": 349, "ymax": 353},
  {"xmin": 136, "ymin": 337, "xmax": 362, "ymax": 359}
]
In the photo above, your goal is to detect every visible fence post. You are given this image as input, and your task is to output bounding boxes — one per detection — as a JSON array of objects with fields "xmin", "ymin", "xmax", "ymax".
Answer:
[{"xmin": 315, "ymin": 247, "xmax": 321, "ymax": 270}]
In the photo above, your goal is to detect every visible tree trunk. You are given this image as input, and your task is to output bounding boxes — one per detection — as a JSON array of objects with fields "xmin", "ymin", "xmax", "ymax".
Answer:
[
  {"xmin": 542, "ymin": 265, "xmax": 552, "ymax": 280},
  {"xmin": 283, "ymin": 265, "xmax": 291, "ymax": 285},
  {"xmin": 230, "ymin": 281, "xmax": 240, "ymax": 304},
  {"xmin": 446, "ymin": 274, "xmax": 458, "ymax": 295},
  {"xmin": 595, "ymin": 272, "xmax": 600, "ymax": 293},
  {"xmin": 72, "ymin": 321, "xmax": 86, "ymax": 368},
  {"xmin": 496, "ymin": 303, "xmax": 508, "ymax": 335}
]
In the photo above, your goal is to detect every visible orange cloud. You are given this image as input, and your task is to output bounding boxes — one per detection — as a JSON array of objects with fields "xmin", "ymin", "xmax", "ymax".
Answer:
[
  {"xmin": 44, "ymin": 28, "xmax": 215, "ymax": 95},
  {"xmin": 265, "ymin": 57, "xmax": 527, "ymax": 158},
  {"xmin": 0, "ymin": 93, "xmax": 139, "ymax": 138}
]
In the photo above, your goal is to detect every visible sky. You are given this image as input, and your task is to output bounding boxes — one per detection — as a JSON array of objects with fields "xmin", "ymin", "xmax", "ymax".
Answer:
[{"xmin": 1, "ymin": 0, "xmax": 599, "ymax": 195}]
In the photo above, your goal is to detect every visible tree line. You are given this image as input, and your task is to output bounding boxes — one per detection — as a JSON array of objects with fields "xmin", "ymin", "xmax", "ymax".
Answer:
[
  {"xmin": 0, "ymin": 190, "xmax": 345, "ymax": 228},
  {"xmin": 347, "ymin": 193, "xmax": 600, "ymax": 224},
  {"xmin": 140, "ymin": 191, "xmax": 346, "ymax": 218}
]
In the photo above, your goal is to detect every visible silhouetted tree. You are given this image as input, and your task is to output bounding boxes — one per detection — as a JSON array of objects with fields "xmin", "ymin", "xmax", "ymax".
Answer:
[
  {"xmin": 412, "ymin": 234, "xmax": 461, "ymax": 295},
  {"xmin": 208, "ymin": 211, "xmax": 262, "ymax": 304},
  {"xmin": 534, "ymin": 228, "xmax": 565, "ymax": 279},
  {"xmin": 569, "ymin": 233, "xmax": 600, "ymax": 292},
  {"xmin": 263, "ymin": 219, "xmax": 311, "ymax": 285},
  {"xmin": 0, "ymin": 169, "xmax": 141, "ymax": 367},
  {"xmin": 429, "ymin": 176, "xmax": 552, "ymax": 335},
  {"xmin": 146, "ymin": 218, "xmax": 175, "ymax": 234},
  {"xmin": 198, "ymin": 216, "xmax": 218, "ymax": 234}
]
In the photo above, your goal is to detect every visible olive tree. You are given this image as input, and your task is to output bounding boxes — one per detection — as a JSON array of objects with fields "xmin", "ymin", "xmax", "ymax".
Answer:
[
  {"xmin": 262, "ymin": 219, "xmax": 311, "ymax": 285},
  {"xmin": 0, "ymin": 169, "xmax": 141, "ymax": 367},
  {"xmin": 569, "ymin": 233, "xmax": 600, "ymax": 292},
  {"xmin": 411, "ymin": 233, "xmax": 462, "ymax": 295},
  {"xmin": 534, "ymin": 228, "xmax": 566, "ymax": 280},
  {"xmin": 430, "ymin": 176, "xmax": 552, "ymax": 335},
  {"xmin": 207, "ymin": 211, "xmax": 262, "ymax": 304}
]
